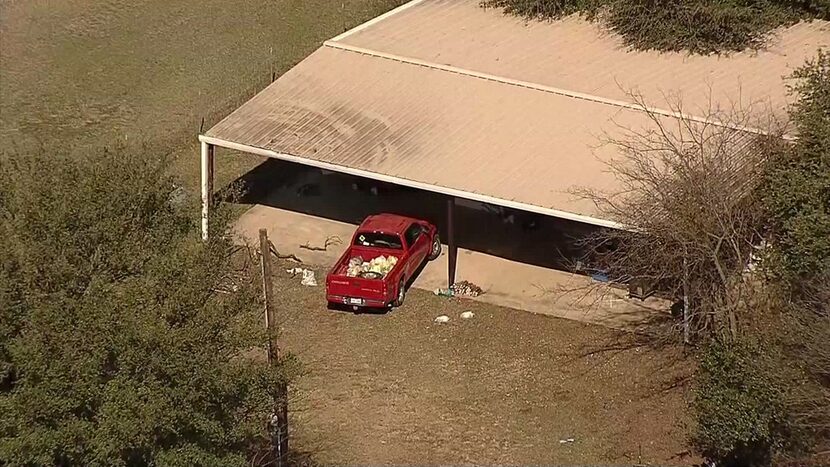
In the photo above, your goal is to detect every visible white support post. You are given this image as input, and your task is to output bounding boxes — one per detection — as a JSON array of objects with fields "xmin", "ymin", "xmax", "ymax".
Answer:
[{"xmin": 200, "ymin": 141, "xmax": 214, "ymax": 241}]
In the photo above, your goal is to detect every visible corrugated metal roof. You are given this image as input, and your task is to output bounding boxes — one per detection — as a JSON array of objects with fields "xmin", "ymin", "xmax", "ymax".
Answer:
[
  {"xmin": 204, "ymin": 0, "xmax": 828, "ymax": 225},
  {"xmin": 206, "ymin": 46, "xmax": 680, "ymax": 223},
  {"xmin": 337, "ymin": 0, "xmax": 830, "ymax": 119}
]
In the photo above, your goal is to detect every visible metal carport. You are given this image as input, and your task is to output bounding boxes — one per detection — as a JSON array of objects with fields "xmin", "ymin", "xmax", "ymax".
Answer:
[{"xmin": 199, "ymin": 0, "xmax": 827, "ymax": 286}]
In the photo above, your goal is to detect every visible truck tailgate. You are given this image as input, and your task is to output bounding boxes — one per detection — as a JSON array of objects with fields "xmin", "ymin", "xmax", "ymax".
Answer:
[{"xmin": 327, "ymin": 275, "xmax": 387, "ymax": 306}]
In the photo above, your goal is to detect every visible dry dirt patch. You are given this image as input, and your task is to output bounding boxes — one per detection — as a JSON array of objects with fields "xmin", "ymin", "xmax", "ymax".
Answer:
[{"xmin": 273, "ymin": 260, "xmax": 697, "ymax": 465}]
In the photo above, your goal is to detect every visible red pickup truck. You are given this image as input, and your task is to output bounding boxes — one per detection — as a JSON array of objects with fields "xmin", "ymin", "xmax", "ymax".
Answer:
[{"xmin": 326, "ymin": 214, "xmax": 441, "ymax": 309}]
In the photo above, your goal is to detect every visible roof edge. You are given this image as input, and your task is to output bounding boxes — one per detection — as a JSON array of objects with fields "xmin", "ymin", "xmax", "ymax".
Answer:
[
  {"xmin": 198, "ymin": 134, "xmax": 628, "ymax": 230},
  {"xmin": 329, "ymin": 0, "xmax": 426, "ymax": 43}
]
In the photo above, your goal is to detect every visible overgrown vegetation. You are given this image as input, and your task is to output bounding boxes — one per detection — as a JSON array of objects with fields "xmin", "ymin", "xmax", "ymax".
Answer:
[
  {"xmin": 577, "ymin": 52, "xmax": 829, "ymax": 465},
  {"xmin": 575, "ymin": 97, "xmax": 776, "ymax": 341},
  {"xmin": 0, "ymin": 146, "xmax": 293, "ymax": 465},
  {"xmin": 764, "ymin": 51, "xmax": 830, "ymax": 290},
  {"xmin": 694, "ymin": 339, "xmax": 797, "ymax": 467},
  {"xmin": 762, "ymin": 51, "xmax": 830, "ymax": 464},
  {"xmin": 482, "ymin": 0, "xmax": 830, "ymax": 53}
]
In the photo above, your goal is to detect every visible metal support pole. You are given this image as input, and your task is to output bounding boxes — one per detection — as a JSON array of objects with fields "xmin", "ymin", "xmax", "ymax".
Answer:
[
  {"xmin": 200, "ymin": 141, "xmax": 214, "ymax": 241},
  {"xmin": 447, "ymin": 196, "xmax": 457, "ymax": 287}
]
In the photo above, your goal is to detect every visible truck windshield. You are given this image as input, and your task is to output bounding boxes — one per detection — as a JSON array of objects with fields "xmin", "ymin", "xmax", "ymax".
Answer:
[{"xmin": 354, "ymin": 232, "xmax": 403, "ymax": 250}]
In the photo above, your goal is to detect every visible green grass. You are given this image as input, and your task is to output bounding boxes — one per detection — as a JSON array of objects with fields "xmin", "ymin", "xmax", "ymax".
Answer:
[{"xmin": 0, "ymin": 0, "xmax": 402, "ymax": 190}]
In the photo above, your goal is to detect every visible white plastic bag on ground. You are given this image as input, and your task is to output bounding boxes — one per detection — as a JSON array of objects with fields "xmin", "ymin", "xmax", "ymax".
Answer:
[
  {"xmin": 300, "ymin": 269, "xmax": 317, "ymax": 286},
  {"xmin": 460, "ymin": 311, "xmax": 474, "ymax": 319},
  {"xmin": 286, "ymin": 267, "xmax": 317, "ymax": 286},
  {"xmin": 434, "ymin": 315, "xmax": 450, "ymax": 323}
]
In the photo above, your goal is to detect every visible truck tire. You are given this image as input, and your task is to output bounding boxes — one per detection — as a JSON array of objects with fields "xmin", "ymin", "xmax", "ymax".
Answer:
[
  {"xmin": 428, "ymin": 234, "xmax": 442, "ymax": 261},
  {"xmin": 393, "ymin": 278, "xmax": 406, "ymax": 307}
]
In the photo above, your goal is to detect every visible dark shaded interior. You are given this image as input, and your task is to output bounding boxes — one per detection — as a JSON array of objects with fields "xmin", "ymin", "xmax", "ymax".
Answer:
[{"xmin": 223, "ymin": 158, "xmax": 604, "ymax": 274}]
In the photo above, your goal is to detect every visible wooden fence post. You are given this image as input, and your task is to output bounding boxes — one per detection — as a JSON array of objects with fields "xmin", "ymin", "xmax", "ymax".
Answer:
[{"xmin": 259, "ymin": 229, "xmax": 289, "ymax": 466}]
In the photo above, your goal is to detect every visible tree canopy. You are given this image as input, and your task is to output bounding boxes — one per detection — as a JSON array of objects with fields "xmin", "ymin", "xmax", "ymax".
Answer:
[
  {"xmin": 482, "ymin": 0, "xmax": 830, "ymax": 53},
  {"xmin": 762, "ymin": 50, "xmax": 830, "ymax": 464},
  {"xmin": 0, "ymin": 146, "xmax": 289, "ymax": 465},
  {"xmin": 764, "ymin": 50, "xmax": 830, "ymax": 291},
  {"xmin": 573, "ymin": 50, "xmax": 829, "ymax": 465}
]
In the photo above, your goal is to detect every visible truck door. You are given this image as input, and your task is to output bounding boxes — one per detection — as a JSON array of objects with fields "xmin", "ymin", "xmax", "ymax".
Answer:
[{"xmin": 404, "ymin": 222, "xmax": 428, "ymax": 277}]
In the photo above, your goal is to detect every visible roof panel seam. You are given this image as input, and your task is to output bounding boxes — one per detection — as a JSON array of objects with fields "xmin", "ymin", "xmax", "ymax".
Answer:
[{"xmin": 323, "ymin": 40, "xmax": 783, "ymax": 139}]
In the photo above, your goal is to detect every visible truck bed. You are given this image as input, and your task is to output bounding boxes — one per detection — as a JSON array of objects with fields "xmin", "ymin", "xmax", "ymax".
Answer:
[
  {"xmin": 326, "ymin": 247, "xmax": 403, "ymax": 307},
  {"xmin": 331, "ymin": 248, "xmax": 401, "ymax": 277}
]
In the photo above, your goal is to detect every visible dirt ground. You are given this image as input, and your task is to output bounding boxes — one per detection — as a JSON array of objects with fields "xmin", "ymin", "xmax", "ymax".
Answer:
[{"xmin": 274, "ymin": 260, "xmax": 697, "ymax": 465}]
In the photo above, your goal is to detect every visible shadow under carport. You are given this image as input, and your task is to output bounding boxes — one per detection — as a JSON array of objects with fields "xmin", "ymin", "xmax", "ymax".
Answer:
[{"xmin": 224, "ymin": 159, "xmax": 602, "ymax": 273}]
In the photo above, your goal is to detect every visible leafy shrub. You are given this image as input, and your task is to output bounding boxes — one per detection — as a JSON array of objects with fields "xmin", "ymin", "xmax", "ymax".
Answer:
[
  {"xmin": 482, "ymin": 0, "xmax": 604, "ymax": 18},
  {"xmin": 0, "ymin": 146, "xmax": 291, "ymax": 465},
  {"xmin": 763, "ymin": 50, "xmax": 830, "ymax": 290},
  {"xmin": 482, "ymin": 0, "xmax": 830, "ymax": 53},
  {"xmin": 762, "ymin": 51, "xmax": 830, "ymax": 463},
  {"xmin": 694, "ymin": 339, "xmax": 797, "ymax": 466}
]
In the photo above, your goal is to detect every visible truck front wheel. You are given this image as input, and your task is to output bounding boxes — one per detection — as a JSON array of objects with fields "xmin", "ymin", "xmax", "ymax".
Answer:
[{"xmin": 428, "ymin": 234, "xmax": 442, "ymax": 261}]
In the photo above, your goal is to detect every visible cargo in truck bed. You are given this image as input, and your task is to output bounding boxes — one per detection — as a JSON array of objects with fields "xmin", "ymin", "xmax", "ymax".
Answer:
[{"xmin": 325, "ymin": 214, "xmax": 442, "ymax": 309}]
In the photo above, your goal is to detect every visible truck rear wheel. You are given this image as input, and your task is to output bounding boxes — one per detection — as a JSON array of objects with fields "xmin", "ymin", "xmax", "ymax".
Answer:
[{"xmin": 393, "ymin": 279, "xmax": 406, "ymax": 307}]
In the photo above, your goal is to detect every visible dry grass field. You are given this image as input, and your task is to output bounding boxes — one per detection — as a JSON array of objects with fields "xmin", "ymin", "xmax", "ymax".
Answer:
[
  {"xmin": 273, "ymin": 260, "xmax": 697, "ymax": 465},
  {"xmin": 1, "ymin": 0, "xmax": 402, "ymax": 186}
]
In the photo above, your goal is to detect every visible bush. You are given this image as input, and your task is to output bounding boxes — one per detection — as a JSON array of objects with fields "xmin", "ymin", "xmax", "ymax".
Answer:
[
  {"xmin": 482, "ymin": 0, "xmax": 830, "ymax": 53},
  {"xmin": 762, "ymin": 51, "xmax": 830, "ymax": 463},
  {"xmin": 0, "ymin": 146, "xmax": 291, "ymax": 465},
  {"xmin": 694, "ymin": 339, "xmax": 798, "ymax": 466},
  {"xmin": 763, "ymin": 50, "xmax": 830, "ymax": 290}
]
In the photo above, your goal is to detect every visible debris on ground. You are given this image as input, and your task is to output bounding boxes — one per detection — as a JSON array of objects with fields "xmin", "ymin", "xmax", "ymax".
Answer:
[
  {"xmin": 213, "ymin": 272, "xmax": 244, "ymax": 295},
  {"xmin": 460, "ymin": 311, "xmax": 474, "ymax": 319},
  {"xmin": 300, "ymin": 235, "xmax": 342, "ymax": 252},
  {"xmin": 301, "ymin": 270, "xmax": 317, "ymax": 286},
  {"xmin": 268, "ymin": 241, "xmax": 302, "ymax": 263},
  {"xmin": 590, "ymin": 270, "xmax": 610, "ymax": 282},
  {"xmin": 286, "ymin": 267, "xmax": 318, "ymax": 286},
  {"xmin": 452, "ymin": 280, "xmax": 484, "ymax": 297},
  {"xmin": 168, "ymin": 183, "xmax": 187, "ymax": 208},
  {"xmin": 435, "ymin": 281, "xmax": 485, "ymax": 298},
  {"xmin": 434, "ymin": 315, "xmax": 450, "ymax": 324},
  {"xmin": 558, "ymin": 438, "xmax": 575, "ymax": 444},
  {"xmin": 346, "ymin": 255, "xmax": 398, "ymax": 278}
]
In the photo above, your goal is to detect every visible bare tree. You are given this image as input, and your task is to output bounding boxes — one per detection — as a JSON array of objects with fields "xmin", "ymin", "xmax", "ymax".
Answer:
[{"xmin": 573, "ymin": 94, "xmax": 785, "ymax": 342}]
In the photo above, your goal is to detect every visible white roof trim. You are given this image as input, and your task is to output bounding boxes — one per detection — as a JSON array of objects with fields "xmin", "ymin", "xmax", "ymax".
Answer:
[
  {"xmin": 329, "ymin": 0, "xmax": 426, "ymax": 43},
  {"xmin": 199, "ymin": 134, "xmax": 627, "ymax": 230}
]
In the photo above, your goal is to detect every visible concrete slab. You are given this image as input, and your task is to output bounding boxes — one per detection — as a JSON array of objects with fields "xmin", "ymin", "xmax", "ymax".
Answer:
[{"xmin": 232, "ymin": 193, "xmax": 670, "ymax": 331}]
